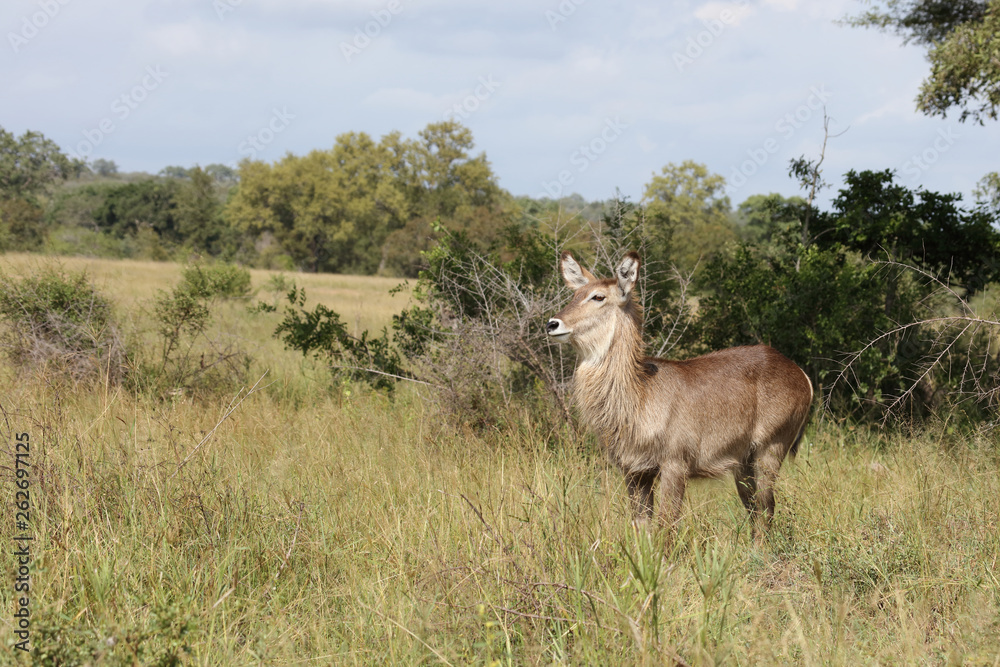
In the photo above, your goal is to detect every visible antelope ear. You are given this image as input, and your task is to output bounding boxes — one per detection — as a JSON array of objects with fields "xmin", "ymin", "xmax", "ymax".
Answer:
[
  {"xmin": 616, "ymin": 252, "xmax": 640, "ymax": 298},
  {"xmin": 560, "ymin": 252, "xmax": 595, "ymax": 289}
]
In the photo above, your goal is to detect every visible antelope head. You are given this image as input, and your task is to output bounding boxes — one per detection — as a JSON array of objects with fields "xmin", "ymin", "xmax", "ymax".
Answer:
[{"xmin": 547, "ymin": 251, "xmax": 640, "ymax": 361}]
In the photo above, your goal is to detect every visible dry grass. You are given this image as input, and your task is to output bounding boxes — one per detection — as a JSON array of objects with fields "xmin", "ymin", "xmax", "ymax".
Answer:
[{"xmin": 0, "ymin": 254, "xmax": 999, "ymax": 665}]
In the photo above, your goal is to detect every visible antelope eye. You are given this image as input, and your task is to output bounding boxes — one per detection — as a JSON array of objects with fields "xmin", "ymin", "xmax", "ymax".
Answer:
[{"xmin": 592, "ymin": 294, "xmax": 605, "ymax": 302}]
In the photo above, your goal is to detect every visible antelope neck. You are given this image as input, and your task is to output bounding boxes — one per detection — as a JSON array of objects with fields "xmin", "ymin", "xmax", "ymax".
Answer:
[{"xmin": 573, "ymin": 309, "xmax": 648, "ymax": 438}]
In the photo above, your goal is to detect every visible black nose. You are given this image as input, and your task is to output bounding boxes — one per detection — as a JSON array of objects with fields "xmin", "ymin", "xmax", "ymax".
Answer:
[{"xmin": 546, "ymin": 319, "xmax": 559, "ymax": 333}]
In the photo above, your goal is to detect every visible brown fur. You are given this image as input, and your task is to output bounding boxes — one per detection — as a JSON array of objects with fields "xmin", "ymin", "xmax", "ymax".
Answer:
[{"xmin": 547, "ymin": 251, "xmax": 813, "ymax": 530}]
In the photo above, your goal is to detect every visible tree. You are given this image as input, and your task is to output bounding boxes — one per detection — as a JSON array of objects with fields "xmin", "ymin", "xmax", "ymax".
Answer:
[
  {"xmin": 696, "ymin": 240, "xmax": 919, "ymax": 417},
  {"xmin": 204, "ymin": 163, "xmax": 238, "ymax": 184},
  {"xmin": 93, "ymin": 179, "xmax": 182, "ymax": 242},
  {"xmin": 174, "ymin": 166, "xmax": 226, "ymax": 254},
  {"xmin": 0, "ymin": 127, "xmax": 83, "ymax": 251},
  {"xmin": 0, "ymin": 127, "xmax": 83, "ymax": 200},
  {"xmin": 227, "ymin": 133, "xmax": 409, "ymax": 273},
  {"xmin": 91, "ymin": 158, "xmax": 118, "ymax": 177},
  {"xmin": 975, "ymin": 171, "xmax": 1000, "ymax": 212},
  {"xmin": 735, "ymin": 193, "xmax": 811, "ymax": 243},
  {"xmin": 641, "ymin": 160, "xmax": 736, "ymax": 275},
  {"xmin": 814, "ymin": 169, "xmax": 1000, "ymax": 293},
  {"xmin": 380, "ymin": 121, "xmax": 513, "ymax": 276},
  {"xmin": 227, "ymin": 121, "xmax": 511, "ymax": 276},
  {"xmin": 846, "ymin": 0, "xmax": 1000, "ymax": 123},
  {"xmin": 0, "ymin": 198, "xmax": 45, "ymax": 251},
  {"xmin": 159, "ymin": 166, "xmax": 190, "ymax": 179}
]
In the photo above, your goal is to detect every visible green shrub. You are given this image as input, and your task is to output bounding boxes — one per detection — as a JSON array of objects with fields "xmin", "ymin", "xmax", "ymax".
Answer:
[
  {"xmin": 180, "ymin": 262, "xmax": 251, "ymax": 299},
  {"xmin": 263, "ymin": 286, "xmax": 406, "ymax": 393},
  {"xmin": 695, "ymin": 239, "xmax": 929, "ymax": 418},
  {"xmin": 140, "ymin": 264, "xmax": 252, "ymax": 397},
  {"xmin": 0, "ymin": 267, "xmax": 127, "ymax": 382}
]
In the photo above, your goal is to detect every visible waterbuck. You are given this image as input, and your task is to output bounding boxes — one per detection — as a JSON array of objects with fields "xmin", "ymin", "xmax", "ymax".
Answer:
[{"xmin": 546, "ymin": 251, "xmax": 812, "ymax": 531}]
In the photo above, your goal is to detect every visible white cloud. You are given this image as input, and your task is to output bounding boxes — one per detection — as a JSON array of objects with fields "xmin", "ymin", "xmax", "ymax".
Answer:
[
  {"xmin": 693, "ymin": 2, "xmax": 754, "ymax": 27},
  {"xmin": 762, "ymin": 0, "xmax": 798, "ymax": 11},
  {"xmin": 148, "ymin": 23, "xmax": 206, "ymax": 58},
  {"xmin": 362, "ymin": 88, "xmax": 450, "ymax": 114}
]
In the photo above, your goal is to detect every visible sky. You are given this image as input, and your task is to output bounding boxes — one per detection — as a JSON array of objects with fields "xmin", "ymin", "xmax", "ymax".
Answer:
[{"xmin": 3, "ymin": 0, "xmax": 998, "ymax": 208}]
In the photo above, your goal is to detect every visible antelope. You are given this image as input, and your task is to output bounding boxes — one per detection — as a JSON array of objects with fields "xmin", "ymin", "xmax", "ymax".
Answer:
[{"xmin": 547, "ymin": 251, "xmax": 812, "ymax": 531}]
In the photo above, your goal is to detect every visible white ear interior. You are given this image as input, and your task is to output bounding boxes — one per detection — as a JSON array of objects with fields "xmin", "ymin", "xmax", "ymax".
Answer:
[
  {"xmin": 561, "ymin": 254, "xmax": 590, "ymax": 289},
  {"xmin": 617, "ymin": 255, "xmax": 638, "ymax": 297}
]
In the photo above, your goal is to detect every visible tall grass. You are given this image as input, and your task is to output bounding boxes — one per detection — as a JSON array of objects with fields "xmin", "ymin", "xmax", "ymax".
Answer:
[{"xmin": 1, "ymin": 255, "xmax": 999, "ymax": 664}]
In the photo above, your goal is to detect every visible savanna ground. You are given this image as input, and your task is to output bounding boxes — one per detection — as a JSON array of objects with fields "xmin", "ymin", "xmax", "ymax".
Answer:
[{"xmin": 0, "ymin": 254, "xmax": 999, "ymax": 665}]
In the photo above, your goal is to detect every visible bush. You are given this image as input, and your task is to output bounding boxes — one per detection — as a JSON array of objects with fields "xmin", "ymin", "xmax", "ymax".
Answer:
[
  {"xmin": 259, "ymin": 205, "xmax": 696, "ymax": 435},
  {"xmin": 140, "ymin": 263, "xmax": 252, "ymax": 397},
  {"xmin": 268, "ymin": 285, "xmax": 406, "ymax": 393},
  {"xmin": 695, "ymin": 239, "xmax": 930, "ymax": 419},
  {"xmin": 0, "ymin": 267, "xmax": 128, "ymax": 383},
  {"xmin": 180, "ymin": 262, "xmax": 252, "ymax": 299}
]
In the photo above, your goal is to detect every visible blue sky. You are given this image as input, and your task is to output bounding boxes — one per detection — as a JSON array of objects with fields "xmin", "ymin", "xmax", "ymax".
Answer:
[{"xmin": 3, "ymin": 0, "xmax": 998, "ymax": 208}]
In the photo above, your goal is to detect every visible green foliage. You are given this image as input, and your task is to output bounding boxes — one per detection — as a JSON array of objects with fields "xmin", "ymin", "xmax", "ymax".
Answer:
[
  {"xmin": 0, "ymin": 127, "xmax": 84, "ymax": 251},
  {"xmin": 700, "ymin": 168, "xmax": 1000, "ymax": 418},
  {"xmin": 0, "ymin": 267, "xmax": 127, "ymax": 382},
  {"xmin": 0, "ymin": 197, "xmax": 45, "ymax": 252},
  {"xmin": 696, "ymin": 241, "xmax": 910, "ymax": 413},
  {"xmin": 735, "ymin": 193, "xmax": 811, "ymax": 242},
  {"xmin": 226, "ymin": 136, "xmax": 408, "ymax": 274},
  {"xmin": 180, "ymin": 262, "xmax": 251, "ymax": 299},
  {"xmin": 159, "ymin": 165, "xmax": 190, "ymax": 179},
  {"xmin": 0, "ymin": 127, "xmax": 83, "ymax": 201},
  {"xmin": 93, "ymin": 178, "xmax": 182, "ymax": 242},
  {"xmin": 47, "ymin": 170, "xmax": 244, "ymax": 262},
  {"xmin": 154, "ymin": 286, "xmax": 211, "ymax": 359},
  {"xmin": 226, "ymin": 121, "xmax": 511, "ymax": 277},
  {"xmin": 817, "ymin": 169, "xmax": 1000, "ymax": 293},
  {"xmin": 845, "ymin": 0, "xmax": 1000, "ymax": 123},
  {"xmin": 147, "ymin": 263, "xmax": 252, "ymax": 395},
  {"xmin": 269, "ymin": 286, "xmax": 406, "ymax": 392},
  {"xmin": 173, "ymin": 166, "xmax": 228, "ymax": 255},
  {"xmin": 91, "ymin": 158, "xmax": 118, "ymax": 177},
  {"xmin": 975, "ymin": 170, "xmax": 1000, "ymax": 212},
  {"xmin": 30, "ymin": 600, "xmax": 195, "ymax": 666},
  {"xmin": 47, "ymin": 182, "xmax": 120, "ymax": 230},
  {"xmin": 204, "ymin": 162, "xmax": 238, "ymax": 184},
  {"xmin": 642, "ymin": 160, "xmax": 736, "ymax": 275},
  {"xmin": 846, "ymin": 0, "xmax": 989, "ymax": 45}
]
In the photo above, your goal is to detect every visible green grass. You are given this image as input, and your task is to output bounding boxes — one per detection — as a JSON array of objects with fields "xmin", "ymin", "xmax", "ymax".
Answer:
[{"xmin": 1, "ymin": 254, "xmax": 999, "ymax": 665}]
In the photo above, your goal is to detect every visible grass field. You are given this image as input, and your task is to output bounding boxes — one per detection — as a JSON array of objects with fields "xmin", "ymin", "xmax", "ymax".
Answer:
[{"xmin": 1, "ymin": 254, "xmax": 999, "ymax": 665}]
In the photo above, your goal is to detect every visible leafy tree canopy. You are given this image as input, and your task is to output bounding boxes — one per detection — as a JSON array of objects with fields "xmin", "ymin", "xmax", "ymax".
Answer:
[
  {"xmin": 227, "ymin": 121, "xmax": 511, "ymax": 276},
  {"xmin": 975, "ymin": 171, "xmax": 1000, "ymax": 212},
  {"xmin": 814, "ymin": 169, "xmax": 1000, "ymax": 292},
  {"xmin": 735, "ymin": 193, "xmax": 811, "ymax": 243},
  {"xmin": 92, "ymin": 179, "xmax": 182, "ymax": 241},
  {"xmin": 0, "ymin": 127, "xmax": 83, "ymax": 201},
  {"xmin": 642, "ymin": 160, "xmax": 736, "ymax": 275},
  {"xmin": 90, "ymin": 158, "xmax": 118, "ymax": 177},
  {"xmin": 846, "ymin": 0, "xmax": 1000, "ymax": 123}
]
